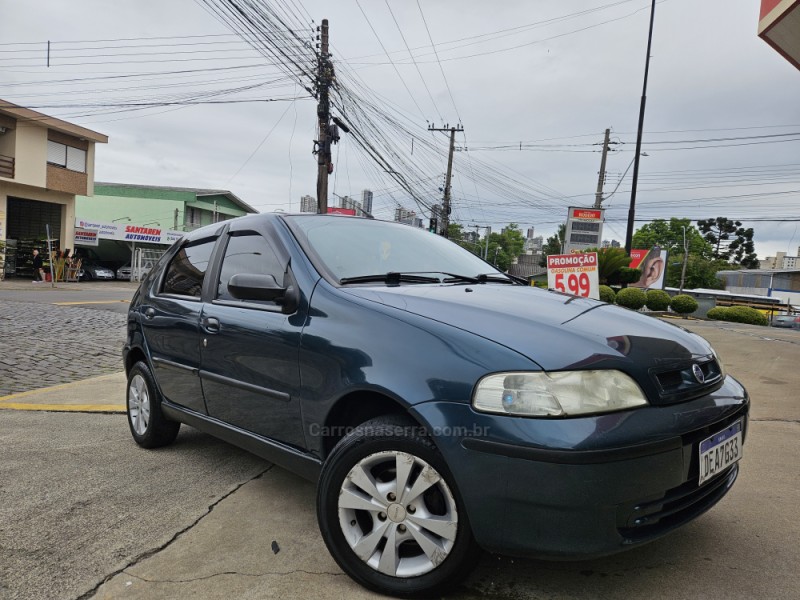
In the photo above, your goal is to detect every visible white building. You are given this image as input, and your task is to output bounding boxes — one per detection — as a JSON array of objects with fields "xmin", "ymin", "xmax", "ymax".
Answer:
[{"xmin": 300, "ymin": 194, "xmax": 316, "ymax": 213}]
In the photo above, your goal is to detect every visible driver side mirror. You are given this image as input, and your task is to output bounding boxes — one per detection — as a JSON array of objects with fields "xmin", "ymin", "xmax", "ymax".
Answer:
[{"xmin": 227, "ymin": 273, "xmax": 298, "ymax": 313}]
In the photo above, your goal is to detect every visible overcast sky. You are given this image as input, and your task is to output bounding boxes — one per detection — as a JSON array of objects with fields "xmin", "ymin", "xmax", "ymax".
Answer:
[{"xmin": 3, "ymin": 0, "xmax": 800, "ymax": 259}]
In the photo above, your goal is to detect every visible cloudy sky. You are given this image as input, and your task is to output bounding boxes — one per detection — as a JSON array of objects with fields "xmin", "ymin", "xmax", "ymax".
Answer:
[{"xmin": 3, "ymin": 0, "xmax": 800, "ymax": 259}]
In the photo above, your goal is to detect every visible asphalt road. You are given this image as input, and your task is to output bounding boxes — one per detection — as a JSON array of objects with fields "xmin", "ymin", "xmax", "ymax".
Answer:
[{"xmin": 0, "ymin": 315, "xmax": 798, "ymax": 599}]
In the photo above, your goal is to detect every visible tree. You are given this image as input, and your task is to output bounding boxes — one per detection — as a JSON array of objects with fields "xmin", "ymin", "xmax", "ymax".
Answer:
[
  {"xmin": 664, "ymin": 255, "xmax": 727, "ymax": 290},
  {"xmin": 583, "ymin": 247, "xmax": 631, "ymax": 284},
  {"xmin": 727, "ymin": 227, "xmax": 759, "ymax": 268},
  {"xmin": 539, "ymin": 223, "xmax": 565, "ymax": 267},
  {"xmin": 697, "ymin": 217, "xmax": 759, "ymax": 267},
  {"xmin": 632, "ymin": 218, "xmax": 711, "ymax": 258},
  {"xmin": 486, "ymin": 223, "xmax": 526, "ymax": 272}
]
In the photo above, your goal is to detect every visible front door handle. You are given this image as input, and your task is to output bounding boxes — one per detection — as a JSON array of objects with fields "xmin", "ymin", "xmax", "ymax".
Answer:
[{"xmin": 203, "ymin": 316, "xmax": 220, "ymax": 334}]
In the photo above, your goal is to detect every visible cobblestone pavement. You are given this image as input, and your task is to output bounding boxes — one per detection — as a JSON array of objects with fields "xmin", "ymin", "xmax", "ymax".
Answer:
[{"xmin": 0, "ymin": 299, "xmax": 127, "ymax": 396}]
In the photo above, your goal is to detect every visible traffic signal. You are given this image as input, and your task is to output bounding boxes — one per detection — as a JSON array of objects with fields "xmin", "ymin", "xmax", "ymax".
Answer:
[{"xmin": 429, "ymin": 218, "xmax": 438, "ymax": 233}]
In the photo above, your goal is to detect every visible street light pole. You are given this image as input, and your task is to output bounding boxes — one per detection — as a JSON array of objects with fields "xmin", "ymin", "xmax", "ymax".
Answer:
[{"xmin": 624, "ymin": 0, "xmax": 657, "ymax": 255}]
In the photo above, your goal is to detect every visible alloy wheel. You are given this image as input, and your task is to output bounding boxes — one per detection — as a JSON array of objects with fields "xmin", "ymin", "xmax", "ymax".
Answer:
[
  {"xmin": 128, "ymin": 373, "xmax": 151, "ymax": 435},
  {"xmin": 337, "ymin": 450, "xmax": 458, "ymax": 578}
]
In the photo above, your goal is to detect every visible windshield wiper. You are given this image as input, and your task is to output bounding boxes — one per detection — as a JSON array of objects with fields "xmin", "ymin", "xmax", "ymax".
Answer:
[
  {"xmin": 442, "ymin": 273, "xmax": 524, "ymax": 285},
  {"xmin": 339, "ymin": 272, "xmax": 441, "ymax": 285}
]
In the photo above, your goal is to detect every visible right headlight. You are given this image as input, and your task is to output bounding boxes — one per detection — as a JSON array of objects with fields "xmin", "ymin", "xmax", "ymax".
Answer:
[{"xmin": 472, "ymin": 370, "xmax": 648, "ymax": 417}]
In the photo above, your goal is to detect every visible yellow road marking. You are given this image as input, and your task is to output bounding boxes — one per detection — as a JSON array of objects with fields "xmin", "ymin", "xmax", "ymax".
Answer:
[
  {"xmin": 0, "ymin": 380, "xmax": 98, "ymax": 403},
  {"xmin": 0, "ymin": 373, "xmax": 126, "ymax": 403},
  {"xmin": 0, "ymin": 403, "xmax": 124, "ymax": 412},
  {"xmin": 52, "ymin": 300, "xmax": 130, "ymax": 306}
]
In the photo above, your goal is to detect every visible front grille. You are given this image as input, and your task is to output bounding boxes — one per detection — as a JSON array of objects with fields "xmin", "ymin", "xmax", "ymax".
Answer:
[{"xmin": 650, "ymin": 358, "xmax": 723, "ymax": 404}]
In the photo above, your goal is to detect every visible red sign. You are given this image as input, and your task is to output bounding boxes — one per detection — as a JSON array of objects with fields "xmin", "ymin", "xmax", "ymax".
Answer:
[
  {"xmin": 571, "ymin": 208, "xmax": 602, "ymax": 220},
  {"xmin": 327, "ymin": 207, "xmax": 356, "ymax": 216},
  {"xmin": 546, "ymin": 252, "xmax": 600, "ymax": 299},
  {"xmin": 629, "ymin": 249, "xmax": 648, "ymax": 268}
]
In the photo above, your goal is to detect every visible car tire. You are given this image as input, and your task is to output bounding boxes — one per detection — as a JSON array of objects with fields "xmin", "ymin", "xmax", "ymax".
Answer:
[
  {"xmin": 126, "ymin": 361, "xmax": 180, "ymax": 449},
  {"xmin": 317, "ymin": 415, "xmax": 481, "ymax": 598}
]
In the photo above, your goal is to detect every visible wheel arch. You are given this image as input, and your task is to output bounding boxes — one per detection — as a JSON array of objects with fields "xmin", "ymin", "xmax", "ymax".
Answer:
[
  {"xmin": 124, "ymin": 346, "xmax": 148, "ymax": 376},
  {"xmin": 320, "ymin": 391, "xmax": 428, "ymax": 459}
]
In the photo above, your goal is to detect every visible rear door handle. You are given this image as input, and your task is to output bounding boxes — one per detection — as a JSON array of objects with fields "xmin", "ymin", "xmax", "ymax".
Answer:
[
  {"xmin": 144, "ymin": 308, "xmax": 155, "ymax": 320},
  {"xmin": 203, "ymin": 317, "xmax": 220, "ymax": 334}
]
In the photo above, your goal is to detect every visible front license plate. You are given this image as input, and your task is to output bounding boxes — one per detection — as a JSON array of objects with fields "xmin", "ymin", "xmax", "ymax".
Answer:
[{"xmin": 698, "ymin": 419, "xmax": 743, "ymax": 485}]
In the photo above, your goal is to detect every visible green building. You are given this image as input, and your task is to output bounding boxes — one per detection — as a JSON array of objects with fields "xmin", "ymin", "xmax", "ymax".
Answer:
[{"xmin": 74, "ymin": 182, "xmax": 257, "ymax": 269}]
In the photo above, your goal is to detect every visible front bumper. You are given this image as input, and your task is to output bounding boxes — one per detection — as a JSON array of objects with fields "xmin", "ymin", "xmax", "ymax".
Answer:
[{"xmin": 412, "ymin": 375, "xmax": 749, "ymax": 559}]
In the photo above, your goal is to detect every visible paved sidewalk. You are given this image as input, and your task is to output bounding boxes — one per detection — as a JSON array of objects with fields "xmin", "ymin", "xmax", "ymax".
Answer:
[{"xmin": 0, "ymin": 371, "xmax": 126, "ymax": 412}]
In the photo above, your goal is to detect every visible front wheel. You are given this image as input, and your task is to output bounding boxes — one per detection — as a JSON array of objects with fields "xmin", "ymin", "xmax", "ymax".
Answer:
[
  {"xmin": 126, "ymin": 361, "xmax": 180, "ymax": 448},
  {"xmin": 317, "ymin": 416, "xmax": 480, "ymax": 597}
]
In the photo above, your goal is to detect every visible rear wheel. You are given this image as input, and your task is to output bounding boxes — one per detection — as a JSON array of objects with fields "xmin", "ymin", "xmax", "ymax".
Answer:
[
  {"xmin": 126, "ymin": 361, "xmax": 180, "ymax": 448},
  {"xmin": 317, "ymin": 416, "xmax": 480, "ymax": 597}
]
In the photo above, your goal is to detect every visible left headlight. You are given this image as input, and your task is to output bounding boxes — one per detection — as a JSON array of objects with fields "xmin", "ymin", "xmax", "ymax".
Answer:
[{"xmin": 472, "ymin": 370, "xmax": 648, "ymax": 417}]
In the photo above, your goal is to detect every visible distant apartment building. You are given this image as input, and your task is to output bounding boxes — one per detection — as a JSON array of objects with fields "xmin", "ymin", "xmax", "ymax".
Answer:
[
  {"xmin": 339, "ymin": 195, "xmax": 363, "ymax": 215},
  {"xmin": 300, "ymin": 194, "xmax": 317, "ymax": 213},
  {"xmin": 761, "ymin": 248, "xmax": 800, "ymax": 269},
  {"xmin": 361, "ymin": 189, "xmax": 373, "ymax": 215},
  {"xmin": 394, "ymin": 206, "xmax": 416, "ymax": 225}
]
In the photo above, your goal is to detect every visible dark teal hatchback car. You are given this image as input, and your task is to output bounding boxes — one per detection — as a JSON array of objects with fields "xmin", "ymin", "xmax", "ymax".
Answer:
[{"xmin": 123, "ymin": 213, "xmax": 749, "ymax": 597}]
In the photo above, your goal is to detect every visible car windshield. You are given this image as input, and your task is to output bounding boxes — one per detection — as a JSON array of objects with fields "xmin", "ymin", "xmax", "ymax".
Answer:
[{"xmin": 284, "ymin": 215, "xmax": 505, "ymax": 284}]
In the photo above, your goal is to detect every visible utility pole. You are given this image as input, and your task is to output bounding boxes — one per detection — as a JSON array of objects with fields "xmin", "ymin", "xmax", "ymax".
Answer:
[
  {"xmin": 428, "ymin": 123, "xmax": 463, "ymax": 238},
  {"xmin": 315, "ymin": 19, "xmax": 333, "ymax": 214},
  {"xmin": 625, "ymin": 0, "xmax": 657, "ymax": 254},
  {"xmin": 594, "ymin": 128, "xmax": 611, "ymax": 209}
]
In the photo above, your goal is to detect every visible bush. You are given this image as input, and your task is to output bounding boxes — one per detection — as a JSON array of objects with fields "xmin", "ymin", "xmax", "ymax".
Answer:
[
  {"xmin": 645, "ymin": 289, "xmax": 671, "ymax": 311},
  {"xmin": 616, "ymin": 287, "xmax": 647, "ymax": 310},
  {"xmin": 598, "ymin": 285, "xmax": 616, "ymax": 303},
  {"xmin": 708, "ymin": 306, "xmax": 768, "ymax": 326},
  {"xmin": 706, "ymin": 307, "xmax": 727, "ymax": 321},
  {"xmin": 615, "ymin": 267, "xmax": 642, "ymax": 285},
  {"xmin": 670, "ymin": 294, "xmax": 699, "ymax": 315}
]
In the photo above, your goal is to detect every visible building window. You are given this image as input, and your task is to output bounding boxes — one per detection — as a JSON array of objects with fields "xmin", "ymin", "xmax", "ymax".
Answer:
[{"xmin": 47, "ymin": 140, "xmax": 86, "ymax": 173}]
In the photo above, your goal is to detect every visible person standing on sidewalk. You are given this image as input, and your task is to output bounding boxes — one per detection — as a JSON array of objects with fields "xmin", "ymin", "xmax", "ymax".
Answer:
[{"xmin": 32, "ymin": 249, "xmax": 45, "ymax": 282}]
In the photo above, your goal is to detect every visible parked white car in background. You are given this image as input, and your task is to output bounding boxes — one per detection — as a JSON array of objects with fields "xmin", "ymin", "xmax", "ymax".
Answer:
[{"xmin": 116, "ymin": 264, "xmax": 132, "ymax": 280}]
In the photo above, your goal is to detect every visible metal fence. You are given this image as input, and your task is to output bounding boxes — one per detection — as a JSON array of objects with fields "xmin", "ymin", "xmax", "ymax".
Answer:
[{"xmin": 133, "ymin": 248, "xmax": 165, "ymax": 282}]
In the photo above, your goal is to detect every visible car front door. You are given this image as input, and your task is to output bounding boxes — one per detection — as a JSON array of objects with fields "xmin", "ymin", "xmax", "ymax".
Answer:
[
  {"xmin": 199, "ymin": 226, "xmax": 306, "ymax": 447},
  {"xmin": 138, "ymin": 237, "xmax": 218, "ymax": 414}
]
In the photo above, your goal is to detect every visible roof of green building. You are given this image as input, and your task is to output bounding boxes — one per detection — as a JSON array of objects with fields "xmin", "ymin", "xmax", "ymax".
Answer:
[{"xmin": 94, "ymin": 182, "xmax": 257, "ymax": 214}]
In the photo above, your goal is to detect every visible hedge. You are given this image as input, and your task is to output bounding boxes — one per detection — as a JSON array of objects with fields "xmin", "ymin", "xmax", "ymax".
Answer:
[
  {"xmin": 670, "ymin": 294, "xmax": 699, "ymax": 315},
  {"xmin": 616, "ymin": 287, "xmax": 647, "ymax": 310},
  {"xmin": 599, "ymin": 285, "xmax": 616, "ymax": 303},
  {"xmin": 707, "ymin": 306, "xmax": 768, "ymax": 326},
  {"xmin": 645, "ymin": 289, "xmax": 671, "ymax": 311}
]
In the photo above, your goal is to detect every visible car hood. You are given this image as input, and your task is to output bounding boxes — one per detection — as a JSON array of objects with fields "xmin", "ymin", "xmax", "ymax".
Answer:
[{"xmin": 342, "ymin": 284, "xmax": 714, "ymax": 374}]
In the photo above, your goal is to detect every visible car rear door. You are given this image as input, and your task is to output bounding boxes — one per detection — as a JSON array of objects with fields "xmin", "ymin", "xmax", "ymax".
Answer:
[
  {"xmin": 199, "ymin": 223, "xmax": 306, "ymax": 447},
  {"xmin": 138, "ymin": 236, "xmax": 218, "ymax": 414}
]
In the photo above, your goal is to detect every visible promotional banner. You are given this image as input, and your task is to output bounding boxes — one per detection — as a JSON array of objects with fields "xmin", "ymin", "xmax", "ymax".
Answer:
[
  {"xmin": 74, "ymin": 228, "xmax": 99, "ymax": 246},
  {"xmin": 75, "ymin": 218, "xmax": 183, "ymax": 246},
  {"xmin": 547, "ymin": 252, "xmax": 599, "ymax": 299},
  {"xmin": 629, "ymin": 246, "xmax": 668, "ymax": 289}
]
